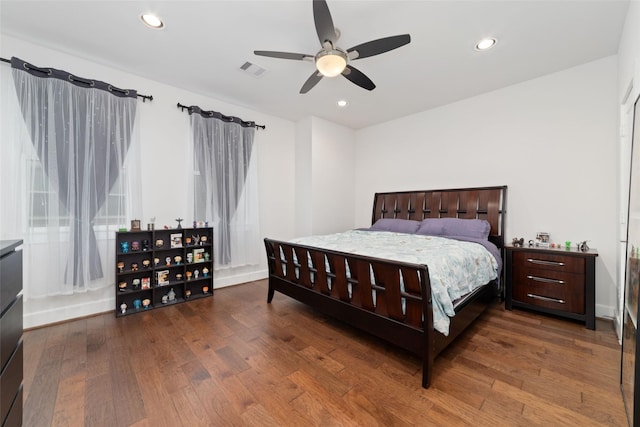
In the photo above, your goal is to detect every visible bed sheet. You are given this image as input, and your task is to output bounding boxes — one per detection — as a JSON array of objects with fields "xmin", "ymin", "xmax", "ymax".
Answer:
[{"xmin": 289, "ymin": 230, "xmax": 499, "ymax": 335}]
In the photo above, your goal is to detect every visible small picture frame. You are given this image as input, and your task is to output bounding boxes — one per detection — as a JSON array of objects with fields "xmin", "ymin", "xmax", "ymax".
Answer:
[
  {"xmin": 130, "ymin": 219, "xmax": 141, "ymax": 231},
  {"xmin": 141, "ymin": 277, "xmax": 151, "ymax": 290},
  {"xmin": 156, "ymin": 270, "xmax": 170, "ymax": 286},
  {"xmin": 193, "ymin": 248, "xmax": 205, "ymax": 263},
  {"xmin": 170, "ymin": 233, "xmax": 183, "ymax": 248}
]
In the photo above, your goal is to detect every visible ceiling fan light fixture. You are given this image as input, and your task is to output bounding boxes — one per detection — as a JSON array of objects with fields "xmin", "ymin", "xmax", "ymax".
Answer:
[{"xmin": 315, "ymin": 49, "xmax": 347, "ymax": 77}]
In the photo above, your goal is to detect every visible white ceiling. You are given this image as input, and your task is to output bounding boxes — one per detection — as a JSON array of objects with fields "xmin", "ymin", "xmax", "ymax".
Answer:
[{"xmin": 0, "ymin": 0, "xmax": 630, "ymax": 129}]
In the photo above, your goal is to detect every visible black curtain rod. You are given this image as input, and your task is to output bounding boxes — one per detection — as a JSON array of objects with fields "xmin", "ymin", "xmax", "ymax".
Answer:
[
  {"xmin": 0, "ymin": 56, "xmax": 153, "ymax": 103},
  {"xmin": 177, "ymin": 102, "xmax": 266, "ymax": 130}
]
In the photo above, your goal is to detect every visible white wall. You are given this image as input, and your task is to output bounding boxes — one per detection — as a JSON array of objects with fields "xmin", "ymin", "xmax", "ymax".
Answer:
[
  {"xmin": 294, "ymin": 117, "xmax": 313, "ymax": 236},
  {"xmin": 1, "ymin": 35, "xmax": 297, "ymax": 328},
  {"xmin": 354, "ymin": 56, "xmax": 619, "ymax": 318},
  {"xmin": 310, "ymin": 116, "xmax": 356, "ymax": 235}
]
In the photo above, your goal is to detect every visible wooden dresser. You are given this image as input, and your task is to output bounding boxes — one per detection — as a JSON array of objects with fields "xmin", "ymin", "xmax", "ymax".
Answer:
[
  {"xmin": 505, "ymin": 245, "xmax": 598, "ymax": 330},
  {"xmin": 1, "ymin": 240, "xmax": 23, "ymax": 427}
]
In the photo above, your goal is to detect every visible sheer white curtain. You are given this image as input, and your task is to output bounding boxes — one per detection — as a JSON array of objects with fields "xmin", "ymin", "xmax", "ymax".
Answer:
[
  {"xmin": 188, "ymin": 107, "xmax": 260, "ymax": 269},
  {"xmin": 0, "ymin": 57, "xmax": 141, "ymax": 298}
]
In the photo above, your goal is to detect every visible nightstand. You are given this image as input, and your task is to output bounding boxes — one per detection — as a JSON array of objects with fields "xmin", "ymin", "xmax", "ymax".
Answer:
[{"xmin": 505, "ymin": 245, "xmax": 598, "ymax": 330}]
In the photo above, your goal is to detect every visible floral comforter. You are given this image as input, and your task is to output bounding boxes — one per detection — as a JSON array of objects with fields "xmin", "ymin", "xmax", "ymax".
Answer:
[{"xmin": 290, "ymin": 230, "xmax": 499, "ymax": 335}]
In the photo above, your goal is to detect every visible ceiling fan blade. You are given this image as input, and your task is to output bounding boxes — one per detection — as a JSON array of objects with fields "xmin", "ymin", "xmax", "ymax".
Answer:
[
  {"xmin": 254, "ymin": 51, "xmax": 313, "ymax": 61},
  {"xmin": 347, "ymin": 34, "xmax": 411, "ymax": 60},
  {"xmin": 342, "ymin": 65, "xmax": 375, "ymax": 91},
  {"xmin": 313, "ymin": 0, "xmax": 337, "ymax": 47},
  {"xmin": 300, "ymin": 71, "xmax": 323, "ymax": 94}
]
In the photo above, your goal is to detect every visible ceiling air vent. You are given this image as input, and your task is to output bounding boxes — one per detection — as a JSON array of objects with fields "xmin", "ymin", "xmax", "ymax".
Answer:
[{"xmin": 239, "ymin": 61, "xmax": 267, "ymax": 78}]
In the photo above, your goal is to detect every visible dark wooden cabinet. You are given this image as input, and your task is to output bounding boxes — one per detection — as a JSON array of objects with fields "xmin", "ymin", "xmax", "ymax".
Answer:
[
  {"xmin": 505, "ymin": 245, "xmax": 597, "ymax": 329},
  {"xmin": 115, "ymin": 228, "xmax": 213, "ymax": 316},
  {"xmin": 1, "ymin": 240, "xmax": 23, "ymax": 427}
]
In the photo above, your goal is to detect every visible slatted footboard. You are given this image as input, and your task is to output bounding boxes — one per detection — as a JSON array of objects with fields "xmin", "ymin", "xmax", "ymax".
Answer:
[{"xmin": 264, "ymin": 238, "xmax": 436, "ymax": 388}]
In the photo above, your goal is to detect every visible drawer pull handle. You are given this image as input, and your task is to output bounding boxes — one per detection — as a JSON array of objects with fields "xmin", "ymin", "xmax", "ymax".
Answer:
[
  {"xmin": 527, "ymin": 275, "xmax": 565, "ymax": 285},
  {"xmin": 527, "ymin": 258, "xmax": 565, "ymax": 267},
  {"xmin": 527, "ymin": 293, "xmax": 565, "ymax": 304}
]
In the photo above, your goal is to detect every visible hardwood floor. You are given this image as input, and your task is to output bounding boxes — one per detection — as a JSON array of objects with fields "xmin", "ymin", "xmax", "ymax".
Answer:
[{"xmin": 23, "ymin": 279, "xmax": 627, "ymax": 426}]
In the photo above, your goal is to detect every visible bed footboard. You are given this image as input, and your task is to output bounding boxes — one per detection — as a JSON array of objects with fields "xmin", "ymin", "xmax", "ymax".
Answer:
[{"xmin": 264, "ymin": 238, "xmax": 436, "ymax": 387}]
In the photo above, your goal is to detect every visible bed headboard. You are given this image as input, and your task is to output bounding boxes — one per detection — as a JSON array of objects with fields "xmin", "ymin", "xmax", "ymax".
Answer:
[{"xmin": 372, "ymin": 186, "xmax": 507, "ymax": 248}]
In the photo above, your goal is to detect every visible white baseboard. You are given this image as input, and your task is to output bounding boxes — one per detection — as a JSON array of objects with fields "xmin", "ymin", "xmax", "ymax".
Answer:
[
  {"xmin": 213, "ymin": 269, "xmax": 268, "ymax": 289},
  {"xmin": 24, "ymin": 296, "xmax": 113, "ymax": 329},
  {"xmin": 23, "ymin": 269, "xmax": 269, "ymax": 329}
]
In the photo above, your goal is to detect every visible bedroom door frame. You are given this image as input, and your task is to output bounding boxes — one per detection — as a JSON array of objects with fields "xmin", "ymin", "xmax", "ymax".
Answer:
[{"xmin": 620, "ymin": 69, "xmax": 640, "ymax": 342}]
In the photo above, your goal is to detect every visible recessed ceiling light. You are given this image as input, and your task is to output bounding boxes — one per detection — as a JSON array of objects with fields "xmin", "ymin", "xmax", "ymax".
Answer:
[
  {"xmin": 475, "ymin": 38, "xmax": 496, "ymax": 51},
  {"xmin": 337, "ymin": 99, "xmax": 348, "ymax": 108},
  {"xmin": 141, "ymin": 14, "xmax": 164, "ymax": 29}
]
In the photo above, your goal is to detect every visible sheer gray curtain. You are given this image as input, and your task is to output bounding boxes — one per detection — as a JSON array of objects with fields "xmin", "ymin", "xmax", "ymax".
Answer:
[
  {"xmin": 189, "ymin": 106, "xmax": 260, "ymax": 267},
  {"xmin": 10, "ymin": 57, "xmax": 138, "ymax": 293}
]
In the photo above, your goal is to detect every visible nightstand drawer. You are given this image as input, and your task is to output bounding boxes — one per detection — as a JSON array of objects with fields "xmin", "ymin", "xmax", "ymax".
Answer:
[
  {"xmin": 513, "ymin": 251, "xmax": 584, "ymax": 274},
  {"xmin": 512, "ymin": 270, "xmax": 585, "ymax": 314}
]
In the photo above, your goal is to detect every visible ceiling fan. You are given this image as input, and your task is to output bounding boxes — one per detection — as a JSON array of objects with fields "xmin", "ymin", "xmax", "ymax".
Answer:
[{"xmin": 254, "ymin": 0, "xmax": 411, "ymax": 94}]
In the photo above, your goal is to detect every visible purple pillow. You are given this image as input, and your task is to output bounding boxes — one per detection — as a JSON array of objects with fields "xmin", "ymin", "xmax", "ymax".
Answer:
[
  {"xmin": 416, "ymin": 218, "xmax": 491, "ymax": 240},
  {"xmin": 369, "ymin": 218, "xmax": 421, "ymax": 234}
]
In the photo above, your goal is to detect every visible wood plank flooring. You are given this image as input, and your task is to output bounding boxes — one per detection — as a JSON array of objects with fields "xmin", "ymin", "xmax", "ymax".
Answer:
[{"xmin": 22, "ymin": 279, "xmax": 628, "ymax": 426}]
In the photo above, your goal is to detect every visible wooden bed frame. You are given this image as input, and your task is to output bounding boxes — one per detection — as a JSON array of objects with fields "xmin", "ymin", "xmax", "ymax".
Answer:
[{"xmin": 263, "ymin": 186, "xmax": 507, "ymax": 388}]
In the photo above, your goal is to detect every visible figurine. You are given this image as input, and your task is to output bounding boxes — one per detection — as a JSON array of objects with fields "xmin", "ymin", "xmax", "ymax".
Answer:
[
  {"xmin": 120, "ymin": 303, "xmax": 127, "ymax": 314},
  {"xmin": 174, "ymin": 255, "xmax": 182, "ymax": 265},
  {"xmin": 202, "ymin": 267, "xmax": 209, "ymax": 278},
  {"xmin": 155, "ymin": 239, "xmax": 164, "ymax": 248},
  {"xmin": 204, "ymin": 252, "xmax": 210, "ymax": 261},
  {"xmin": 200, "ymin": 236, "xmax": 208, "ymax": 246},
  {"xmin": 578, "ymin": 240, "xmax": 590, "ymax": 252},
  {"xmin": 168, "ymin": 288, "xmax": 176, "ymax": 301},
  {"xmin": 132, "ymin": 278, "xmax": 140, "ymax": 290},
  {"xmin": 175, "ymin": 218, "xmax": 183, "ymax": 229},
  {"xmin": 142, "ymin": 299, "xmax": 151, "ymax": 309},
  {"xmin": 118, "ymin": 281, "xmax": 127, "ymax": 292},
  {"xmin": 205, "ymin": 221, "xmax": 208, "ymax": 228},
  {"xmin": 202, "ymin": 286, "xmax": 209, "ymax": 294},
  {"xmin": 185, "ymin": 289, "xmax": 191, "ymax": 298},
  {"xmin": 120, "ymin": 241, "xmax": 129, "ymax": 253},
  {"xmin": 131, "ymin": 262, "xmax": 138, "ymax": 271},
  {"xmin": 131, "ymin": 241, "xmax": 140, "ymax": 251},
  {"xmin": 187, "ymin": 253, "xmax": 193, "ymax": 263},
  {"xmin": 176, "ymin": 273, "xmax": 183, "ymax": 281},
  {"xmin": 154, "ymin": 257, "xmax": 160, "ymax": 266},
  {"xmin": 565, "ymin": 241, "xmax": 571, "ymax": 250},
  {"xmin": 185, "ymin": 236, "xmax": 192, "ymax": 246},
  {"xmin": 165, "ymin": 256, "xmax": 171, "ymax": 266},
  {"xmin": 186, "ymin": 271, "xmax": 193, "ymax": 281},
  {"xmin": 142, "ymin": 239, "xmax": 150, "ymax": 251},
  {"xmin": 512, "ymin": 237, "xmax": 524, "ymax": 247},
  {"xmin": 142, "ymin": 259, "xmax": 151, "ymax": 269},
  {"xmin": 133, "ymin": 299, "xmax": 142, "ymax": 310},
  {"xmin": 194, "ymin": 269, "xmax": 199, "ymax": 279},
  {"xmin": 117, "ymin": 261, "xmax": 125, "ymax": 273}
]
